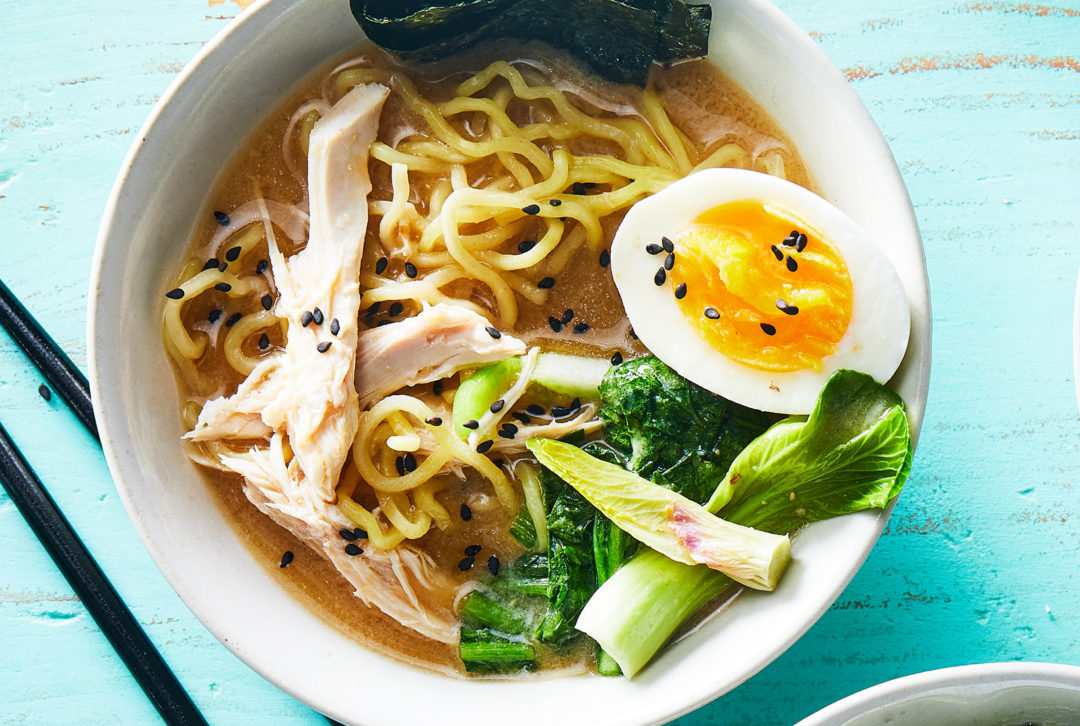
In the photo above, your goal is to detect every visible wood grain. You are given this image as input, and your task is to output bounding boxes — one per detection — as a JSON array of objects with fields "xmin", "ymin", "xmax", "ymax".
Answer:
[{"xmin": 1, "ymin": 0, "xmax": 1078, "ymax": 723}]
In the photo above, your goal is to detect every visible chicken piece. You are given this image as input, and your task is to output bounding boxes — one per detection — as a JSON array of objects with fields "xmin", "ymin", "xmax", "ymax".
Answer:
[
  {"xmin": 188, "ymin": 82, "xmax": 388, "ymax": 503},
  {"xmin": 184, "ymin": 84, "xmax": 460, "ymax": 643},
  {"xmin": 356, "ymin": 303, "xmax": 526, "ymax": 408}
]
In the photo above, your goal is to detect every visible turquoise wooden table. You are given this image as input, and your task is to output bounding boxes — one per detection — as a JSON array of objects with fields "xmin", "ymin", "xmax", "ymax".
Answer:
[{"xmin": 2, "ymin": 0, "xmax": 1079, "ymax": 723}]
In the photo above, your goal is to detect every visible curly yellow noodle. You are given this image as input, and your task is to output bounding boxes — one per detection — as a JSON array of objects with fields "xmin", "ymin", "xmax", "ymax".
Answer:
[
  {"xmin": 338, "ymin": 495, "xmax": 407, "ymax": 550},
  {"xmin": 377, "ymin": 490, "xmax": 432, "ymax": 539},
  {"xmin": 223, "ymin": 309, "xmax": 277, "ymax": 376},
  {"xmin": 163, "ymin": 268, "xmax": 263, "ymax": 360},
  {"xmin": 414, "ymin": 479, "xmax": 452, "ymax": 531},
  {"xmin": 334, "ymin": 67, "xmax": 387, "ymax": 97},
  {"xmin": 396, "ymin": 74, "xmax": 554, "ymax": 177},
  {"xmin": 370, "ymin": 142, "xmax": 449, "ymax": 174},
  {"xmin": 693, "ymin": 142, "xmax": 752, "ymax": 173},
  {"xmin": 297, "ymin": 109, "xmax": 320, "ymax": 157}
]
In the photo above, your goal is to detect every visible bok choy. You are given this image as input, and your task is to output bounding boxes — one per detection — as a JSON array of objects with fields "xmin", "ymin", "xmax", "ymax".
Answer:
[{"xmin": 573, "ymin": 369, "xmax": 913, "ymax": 676}]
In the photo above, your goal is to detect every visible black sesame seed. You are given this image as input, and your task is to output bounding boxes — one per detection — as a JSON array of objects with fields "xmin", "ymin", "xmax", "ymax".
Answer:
[
  {"xmin": 261, "ymin": 294, "xmax": 273, "ymax": 311},
  {"xmin": 312, "ymin": 307, "xmax": 324, "ymax": 325},
  {"xmin": 301, "ymin": 311, "xmax": 313, "ymax": 327},
  {"xmin": 376, "ymin": 319, "xmax": 393, "ymax": 327},
  {"xmin": 405, "ymin": 262, "xmax": 418, "ymax": 278},
  {"xmin": 214, "ymin": 282, "xmax": 232, "ymax": 293},
  {"xmin": 610, "ymin": 352, "xmax": 623, "ymax": 366},
  {"xmin": 403, "ymin": 453, "xmax": 418, "ymax": 472},
  {"xmin": 629, "ymin": 327, "xmax": 638, "ymax": 340},
  {"xmin": 330, "ymin": 318, "xmax": 340, "ymax": 335},
  {"xmin": 771, "ymin": 245, "xmax": 784, "ymax": 261},
  {"xmin": 203, "ymin": 258, "xmax": 219, "ymax": 271},
  {"xmin": 345, "ymin": 544, "xmax": 364, "ymax": 556},
  {"xmin": 550, "ymin": 405, "xmax": 571, "ymax": 418},
  {"xmin": 654, "ymin": 268, "xmax": 666, "ymax": 286},
  {"xmin": 433, "ymin": 380, "xmax": 444, "ymax": 396},
  {"xmin": 225, "ymin": 312, "xmax": 242, "ymax": 327},
  {"xmin": 425, "ymin": 416, "xmax": 444, "ymax": 427},
  {"xmin": 463, "ymin": 419, "xmax": 479, "ymax": 430},
  {"xmin": 465, "ymin": 544, "xmax": 483, "ymax": 556},
  {"xmin": 599, "ymin": 249, "xmax": 610, "ymax": 267},
  {"xmin": 498, "ymin": 427, "xmax": 516, "ymax": 439},
  {"xmin": 214, "ymin": 210, "xmax": 230, "ymax": 226},
  {"xmin": 776, "ymin": 300, "xmax": 800, "ymax": 316},
  {"xmin": 538, "ymin": 277, "xmax": 555, "ymax": 289},
  {"xmin": 388, "ymin": 301, "xmax": 404, "ymax": 317},
  {"xmin": 674, "ymin": 282, "xmax": 687, "ymax": 300},
  {"xmin": 375, "ymin": 257, "xmax": 388, "ymax": 275},
  {"xmin": 460, "ymin": 503, "xmax": 473, "ymax": 521},
  {"xmin": 561, "ymin": 309, "xmax": 574, "ymax": 324},
  {"xmin": 485, "ymin": 326, "xmax": 502, "ymax": 339},
  {"xmin": 208, "ymin": 308, "xmax": 222, "ymax": 323},
  {"xmin": 490, "ymin": 399, "xmax": 505, "ymax": 414},
  {"xmin": 512, "ymin": 412, "xmax": 532, "ymax": 424},
  {"xmin": 645, "ymin": 243, "xmax": 663, "ymax": 255},
  {"xmin": 339, "ymin": 528, "xmax": 360, "ymax": 541},
  {"xmin": 256, "ymin": 259, "xmax": 268, "ymax": 274},
  {"xmin": 476, "ymin": 440, "xmax": 494, "ymax": 454},
  {"xmin": 527, "ymin": 404, "xmax": 545, "ymax": 416},
  {"xmin": 487, "ymin": 555, "xmax": 500, "ymax": 575},
  {"xmin": 704, "ymin": 307, "xmax": 720, "ymax": 319},
  {"xmin": 572, "ymin": 322, "xmax": 589, "ymax": 334},
  {"xmin": 664, "ymin": 252, "xmax": 675, "ymax": 270},
  {"xmin": 317, "ymin": 341, "xmax": 332, "ymax": 353},
  {"xmin": 165, "ymin": 288, "xmax": 185, "ymax": 300},
  {"xmin": 761, "ymin": 323, "xmax": 777, "ymax": 335},
  {"xmin": 225, "ymin": 245, "xmax": 241, "ymax": 262},
  {"xmin": 790, "ymin": 229, "xmax": 800, "ymax": 238},
  {"xmin": 279, "ymin": 550, "xmax": 294, "ymax": 568},
  {"xmin": 570, "ymin": 397, "xmax": 581, "ymax": 412},
  {"xmin": 572, "ymin": 182, "xmax": 585, "ymax": 195},
  {"xmin": 548, "ymin": 317, "xmax": 563, "ymax": 333},
  {"xmin": 522, "ymin": 204, "xmax": 541, "ymax": 215},
  {"xmin": 518, "ymin": 239, "xmax": 536, "ymax": 253},
  {"xmin": 218, "ymin": 262, "xmax": 228, "ymax": 273},
  {"xmin": 365, "ymin": 301, "xmax": 381, "ymax": 319},
  {"xmin": 38, "ymin": 384, "xmax": 51, "ymax": 402},
  {"xmin": 661, "ymin": 236, "xmax": 674, "ymax": 253},
  {"xmin": 786, "ymin": 256, "xmax": 798, "ymax": 272},
  {"xmin": 258, "ymin": 333, "xmax": 270, "ymax": 351},
  {"xmin": 796, "ymin": 233, "xmax": 808, "ymax": 252},
  {"xmin": 395, "ymin": 456, "xmax": 406, "ymax": 476},
  {"xmin": 354, "ymin": 528, "xmax": 368, "ymax": 540},
  {"xmin": 458, "ymin": 556, "xmax": 475, "ymax": 571},
  {"xmin": 550, "ymin": 199, "xmax": 562, "ymax": 207}
]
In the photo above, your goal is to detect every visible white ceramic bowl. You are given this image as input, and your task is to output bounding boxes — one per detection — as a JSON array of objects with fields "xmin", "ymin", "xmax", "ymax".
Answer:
[
  {"xmin": 88, "ymin": 0, "xmax": 931, "ymax": 724},
  {"xmin": 795, "ymin": 663, "xmax": 1080, "ymax": 726}
]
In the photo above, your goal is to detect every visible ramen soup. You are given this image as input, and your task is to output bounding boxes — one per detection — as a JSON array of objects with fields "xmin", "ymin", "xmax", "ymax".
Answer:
[{"xmin": 163, "ymin": 44, "xmax": 818, "ymax": 676}]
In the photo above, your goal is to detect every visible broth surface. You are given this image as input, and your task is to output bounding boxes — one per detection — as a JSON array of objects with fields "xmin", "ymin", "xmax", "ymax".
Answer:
[{"xmin": 169, "ymin": 44, "xmax": 811, "ymax": 676}]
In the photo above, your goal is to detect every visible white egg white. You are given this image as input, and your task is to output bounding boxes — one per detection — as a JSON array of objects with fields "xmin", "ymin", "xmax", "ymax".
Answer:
[{"xmin": 610, "ymin": 168, "xmax": 910, "ymax": 415}]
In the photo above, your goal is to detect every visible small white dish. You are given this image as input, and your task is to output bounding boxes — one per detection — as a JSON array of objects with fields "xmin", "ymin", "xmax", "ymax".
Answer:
[
  {"xmin": 794, "ymin": 662, "xmax": 1080, "ymax": 726},
  {"xmin": 87, "ymin": 0, "xmax": 931, "ymax": 724}
]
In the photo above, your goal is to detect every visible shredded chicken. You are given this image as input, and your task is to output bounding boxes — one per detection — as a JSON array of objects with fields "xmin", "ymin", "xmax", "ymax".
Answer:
[
  {"xmin": 185, "ymin": 83, "xmax": 459, "ymax": 643},
  {"xmin": 355, "ymin": 303, "xmax": 526, "ymax": 407}
]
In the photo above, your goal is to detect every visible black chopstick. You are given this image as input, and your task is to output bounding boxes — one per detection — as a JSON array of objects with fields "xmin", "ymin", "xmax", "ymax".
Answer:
[
  {"xmin": 0, "ymin": 279, "xmax": 97, "ymax": 440},
  {"xmin": 0, "ymin": 421, "xmax": 207, "ymax": 726}
]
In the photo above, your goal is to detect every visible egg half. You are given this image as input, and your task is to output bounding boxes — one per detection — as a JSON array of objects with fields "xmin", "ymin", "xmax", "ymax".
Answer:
[{"xmin": 610, "ymin": 168, "xmax": 910, "ymax": 415}]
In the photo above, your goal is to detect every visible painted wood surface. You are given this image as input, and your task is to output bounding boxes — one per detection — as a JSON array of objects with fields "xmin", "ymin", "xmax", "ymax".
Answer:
[{"xmin": 1, "ymin": 0, "xmax": 1078, "ymax": 723}]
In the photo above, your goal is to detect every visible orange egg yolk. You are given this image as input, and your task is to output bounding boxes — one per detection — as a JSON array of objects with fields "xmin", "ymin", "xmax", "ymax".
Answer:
[{"xmin": 669, "ymin": 200, "xmax": 853, "ymax": 373}]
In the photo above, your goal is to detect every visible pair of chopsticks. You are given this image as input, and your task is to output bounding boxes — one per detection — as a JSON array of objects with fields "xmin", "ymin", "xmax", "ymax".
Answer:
[
  {"xmin": 0, "ymin": 280, "xmax": 346, "ymax": 726},
  {"xmin": 0, "ymin": 279, "xmax": 207, "ymax": 726}
]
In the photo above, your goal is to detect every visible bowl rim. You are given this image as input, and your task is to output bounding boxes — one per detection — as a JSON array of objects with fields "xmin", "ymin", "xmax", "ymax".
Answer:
[
  {"xmin": 87, "ymin": 0, "xmax": 932, "ymax": 723},
  {"xmin": 793, "ymin": 662, "xmax": 1080, "ymax": 726}
]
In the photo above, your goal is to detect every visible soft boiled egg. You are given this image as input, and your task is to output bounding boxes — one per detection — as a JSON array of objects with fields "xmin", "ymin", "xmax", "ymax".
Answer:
[{"xmin": 610, "ymin": 168, "xmax": 910, "ymax": 415}]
